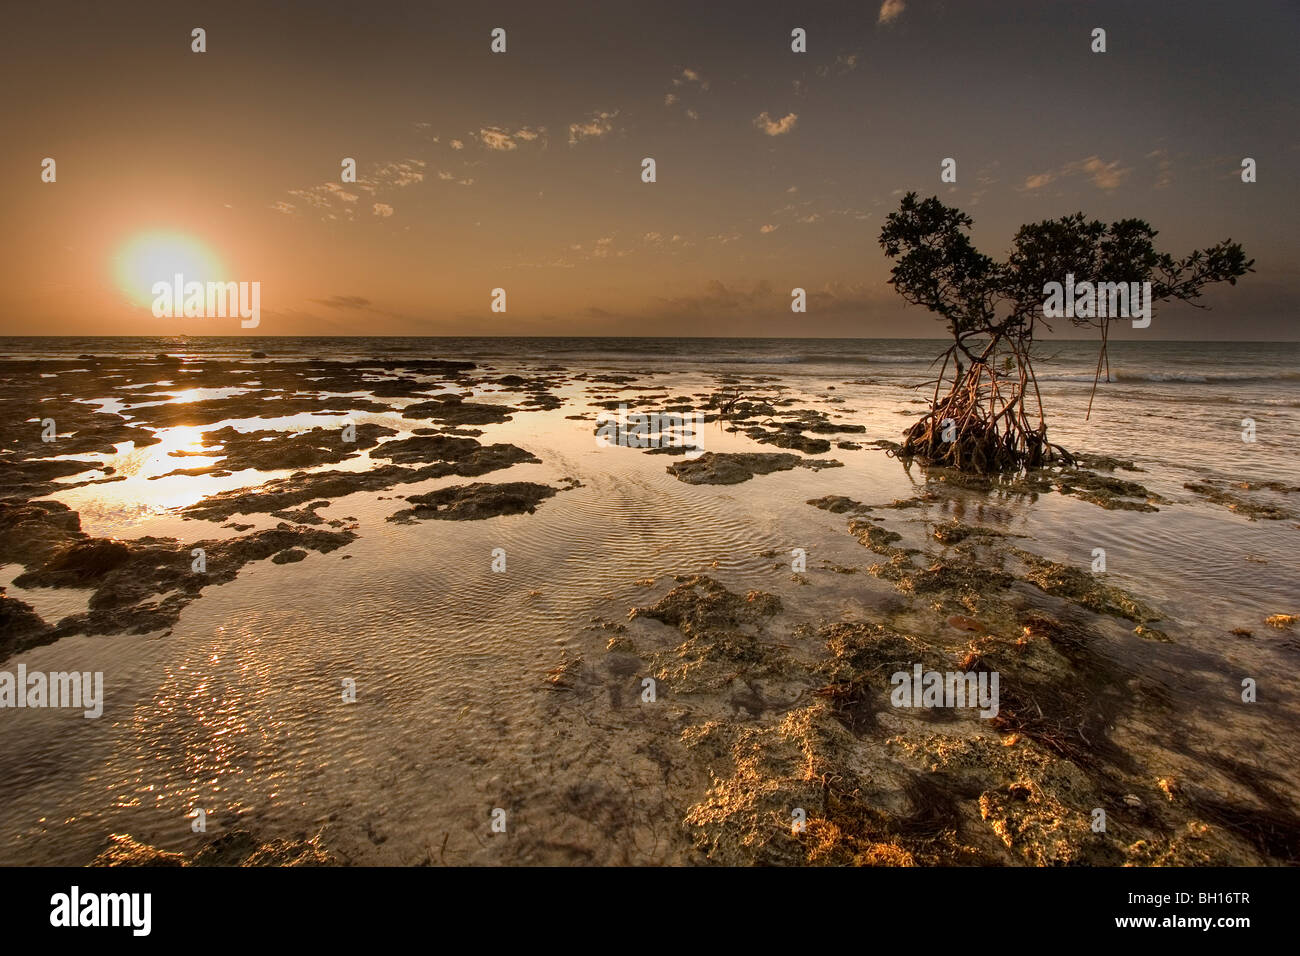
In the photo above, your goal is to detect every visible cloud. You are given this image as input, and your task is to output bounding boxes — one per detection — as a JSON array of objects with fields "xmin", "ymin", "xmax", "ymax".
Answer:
[
  {"xmin": 817, "ymin": 53, "xmax": 862, "ymax": 77},
  {"xmin": 325, "ymin": 183, "xmax": 358, "ymax": 202},
  {"xmin": 759, "ymin": 223, "xmax": 779, "ymax": 234},
  {"xmin": 647, "ymin": 280, "xmax": 888, "ymax": 327},
  {"xmin": 665, "ymin": 68, "xmax": 709, "ymax": 119},
  {"xmin": 878, "ymin": 1, "xmax": 906, "ymax": 25},
  {"xmin": 554, "ymin": 230, "xmax": 708, "ymax": 266},
  {"xmin": 478, "ymin": 127, "xmax": 518, "ymax": 151},
  {"xmin": 656, "ymin": 280, "xmax": 776, "ymax": 317},
  {"xmin": 1146, "ymin": 149, "xmax": 1174, "ymax": 189},
  {"xmin": 559, "ymin": 234, "xmax": 642, "ymax": 263},
  {"xmin": 476, "ymin": 126, "xmax": 546, "ymax": 151},
  {"xmin": 450, "ymin": 139, "xmax": 464, "ymax": 150},
  {"xmin": 805, "ymin": 282, "xmax": 890, "ymax": 314},
  {"xmin": 1076, "ymin": 156, "xmax": 1130, "ymax": 189},
  {"xmin": 312, "ymin": 295, "xmax": 372, "ymax": 310},
  {"xmin": 568, "ymin": 109, "xmax": 618, "ymax": 145},
  {"xmin": 663, "ymin": 67, "xmax": 710, "ymax": 122},
  {"xmin": 279, "ymin": 159, "xmax": 426, "ymax": 220},
  {"xmin": 368, "ymin": 159, "xmax": 425, "ymax": 187},
  {"xmin": 754, "ymin": 111, "xmax": 799, "ymax": 136},
  {"xmin": 645, "ymin": 279, "xmax": 890, "ymax": 325},
  {"xmin": 372, "ymin": 203, "xmax": 394, "ymax": 217},
  {"xmin": 673, "ymin": 67, "xmax": 709, "ymax": 91},
  {"xmin": 1022, "ymin": 155, "xmax": 1132, "ymax": 191},
  {"xmin": 288, "ymin": 183, "xmax": 350, "ymax": 209}
]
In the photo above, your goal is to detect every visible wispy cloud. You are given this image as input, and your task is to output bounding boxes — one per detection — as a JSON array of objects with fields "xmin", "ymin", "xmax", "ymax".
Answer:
[
  {"xmin": 476, "ymin": 126, "xmax": 546, "ymax": 151},
  {"xmin": 312, "ymin": 295, "xmax": 372, "ymax": 309},
  {"xmin": 647, "ymin": 279, "xmax": 887, "ymax": 323},
  {"xmin": 364, "ymin": 159, "xmax": 425, "ymax": 189},
  {"xmin": 287, "ymin": 182, "xmax": 358, "ymax": 213},
  {"xmin": 479, "ymin": 127, "xmax": 517, "ymax": 151},
  {"xmin": 664, "ymin": 67, "xmax": 708, "ymax": 119},
  {"xmin": 568, "ymin": 109, "xmax": 618, "ymax": 146},
  {"xmin": 673, "ymin": 67, "xmax": 709, "ymax": 92},
  {"xmin": 878, "ymin": 1, "xmax": 906, "ymax": 26},
  {"xmin": 276, "ymin": 159, "xmax": 426, "ymax": 221},
  {"xmin": 967, "ymin": 160, "xmax": 1001, "ymax": 206},
  {"xmin": 542, "ymin": 230, "xmax": 710, "ymax": 268},
  {"xmin": 1071, "ymin": 156, "xmax": 1131, "ymax": 190},
  {"xmin": 655, "ymin": 279, "xmax": 777, "ymax": 318},
  {"xmin": 1022, "ymin": 155, "xmax": 1132, "ymax": 191},
  {"xmin": 1147, "ymin": 149, "xmax": 1174, "ymax": 189},
  {"xmin": 325, "ymin": 183, "xmax": 359, "ymax": 203},
  {"xmin": 816, "ymin": 52, "xmax": 862, "ymax": 77},
  {"xmin": 754, "ymin": 111, "xmax": 799, "ymax": 136},
  {"xmin": 647, "ymin": 280, "xmax": 889, "ymax": 327}
]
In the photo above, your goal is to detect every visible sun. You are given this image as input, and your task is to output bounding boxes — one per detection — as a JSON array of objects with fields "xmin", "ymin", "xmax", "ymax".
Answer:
[{"xmin": 116, "ymin": 232, "xmax": 225, "ymax": 307}]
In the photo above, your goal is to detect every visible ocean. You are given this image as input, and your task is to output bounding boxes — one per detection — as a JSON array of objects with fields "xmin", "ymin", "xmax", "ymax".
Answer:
[{"xmin": 5, "ymin": 335, "xmax": 1296, "ymax": 476}]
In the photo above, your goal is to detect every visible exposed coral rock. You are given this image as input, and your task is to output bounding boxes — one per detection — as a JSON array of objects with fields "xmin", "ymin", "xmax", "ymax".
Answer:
[
  {"xmin": 388, "ymin": 481, "xmax": 560, "ymax": 522},
  {"xmin": 667, "ymin": 452, "xmax": 842, "ymax": 485}
]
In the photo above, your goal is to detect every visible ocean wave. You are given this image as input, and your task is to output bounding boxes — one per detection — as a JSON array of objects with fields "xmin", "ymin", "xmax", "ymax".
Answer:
[
  {"xmin": 1036, "ymin": 370, "xmax": 1300, "ymax": 385},
  {"xmin": 1120, "ymin": 370, "xmax": 1300, "ymax": 383},
  {"xmin": 708, "ymin": 355, "xmax": 819, "ymax": 364},
  {"xmin": 610, "ymin": 352, "xmax": 927, "ymax": 366}
]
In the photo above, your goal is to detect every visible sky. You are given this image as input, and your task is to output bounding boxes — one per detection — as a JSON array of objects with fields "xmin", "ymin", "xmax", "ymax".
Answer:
[{"xmin": 2, "ymin": 0, "xmax": 1297, "ymax": 339}]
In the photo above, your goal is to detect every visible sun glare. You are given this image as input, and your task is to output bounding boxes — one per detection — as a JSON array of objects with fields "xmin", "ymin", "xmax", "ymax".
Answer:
[{"xmin": 116, "ymin": 233, "xmax": 224, "ymax": 307}]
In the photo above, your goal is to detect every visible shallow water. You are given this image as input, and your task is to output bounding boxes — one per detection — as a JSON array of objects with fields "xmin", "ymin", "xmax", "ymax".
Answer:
[{"xmin": 0, "ymin": 338, "xmax": 1296, "ymax": 865}]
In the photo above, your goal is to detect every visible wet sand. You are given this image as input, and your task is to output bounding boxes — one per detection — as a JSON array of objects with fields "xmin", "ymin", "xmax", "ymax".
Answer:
[{"xmin": 0, "ymin": 350, "xmax": 1297, "ymax": 865}]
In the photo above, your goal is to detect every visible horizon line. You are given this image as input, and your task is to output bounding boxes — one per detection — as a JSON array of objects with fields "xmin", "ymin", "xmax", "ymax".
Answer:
[{"xmin": 2, "ymin": 334, "xmax": 1297, "ymax": 344}]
